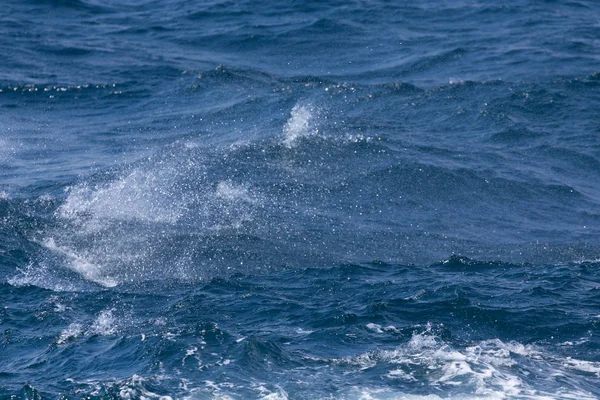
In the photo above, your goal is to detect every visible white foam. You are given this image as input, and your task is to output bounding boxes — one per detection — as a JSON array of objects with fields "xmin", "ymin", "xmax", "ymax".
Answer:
[
  {"xmin": 562, "ymin": 358, "xmax": 600, "ymax": 376},
  {"xmin": 386, "ymin": 368, "xmax": 417, "ymax": 381},
  {"xmin": 55, "ymin": 309, "xmax": 126, "ymax": 345},
  {"xmin": 572, "ymin": 257, "xmax": 600, "ymax": 264},
  {"xmin": 65, "ymin": 375, "xmax": 179, "ymax": 399},
  {"xmin": 309, "ymin": 329, "xmax": 599, "ymax": 399},
  {"xmin": 449, "ymin": 77, "xmax": 465, "ymax": 85},
  {"xmin": 48, "ymin": 296, "xmax": 67, "ymax": 312},
  {"xmin": 183, "ymin": 346, "xmax": 199, "ymax": 366},
  {"xmin": 57, "ymin": 323, "xmax": 83, "ymax": 345},
  {"xmin": 55, "ymin": 310, "xmax": 121, "ymax": 346},
  {"xmin": 282, "ymin": 103, "xmax": 317, "ymax": 148},
  {"xmin": 204, "ymin": 380, "xmax": 236, "ymax": 400},
  {"xmin": 344, "ymin": 387, "xmax": 448, "ymax": 399},
  {"xmin": 254, "ymin": 384, "xmax": 289, "ymax": 400},
  {"xmin": 366, "ymin": 323, "xmax": 384, "ymax": 333},
  {"xmin": 90, "ymin": 309, "xmax": 118, "ymax": 336},
  {"xmin": 38, "ymin": 193, "xmax": 53, "ymax": 202},
  {"xmin": 118, "ymin": 375, "xmax": 173, "ymax": 400}
]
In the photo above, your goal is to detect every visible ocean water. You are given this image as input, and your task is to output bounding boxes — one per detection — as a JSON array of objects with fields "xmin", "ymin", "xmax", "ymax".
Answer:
[{"xmin": 1, "ymin": 0, "xmax": 600, "ymax": 398}]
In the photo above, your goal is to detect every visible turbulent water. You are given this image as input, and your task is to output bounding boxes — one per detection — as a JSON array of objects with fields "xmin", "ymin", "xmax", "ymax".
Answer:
[{"xmin": 2, "ymin": 1, "xmax": 600, "ymax": 398}]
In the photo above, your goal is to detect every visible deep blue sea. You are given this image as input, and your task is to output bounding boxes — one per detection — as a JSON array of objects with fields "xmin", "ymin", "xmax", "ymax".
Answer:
[{"xmin": 2, "ymin": 1, "xmax": 600, "ymax": 398}]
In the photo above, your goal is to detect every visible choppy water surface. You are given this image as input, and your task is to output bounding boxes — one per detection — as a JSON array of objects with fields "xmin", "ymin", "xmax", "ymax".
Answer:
[{"xmin": 1, "ymin": 0, "xmax": 600, "ymax": 398}]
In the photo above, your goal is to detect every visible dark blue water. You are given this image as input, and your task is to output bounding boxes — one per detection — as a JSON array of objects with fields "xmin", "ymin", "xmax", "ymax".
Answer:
[{"xmin": 2, "ymin": 1, "xmax": 600, "ymax": 398}]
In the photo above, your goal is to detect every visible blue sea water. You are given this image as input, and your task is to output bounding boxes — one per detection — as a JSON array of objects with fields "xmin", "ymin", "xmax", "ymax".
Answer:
[{"xmin": 1, "ymin": 0, "xmax": 600, "ymax": 398}]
